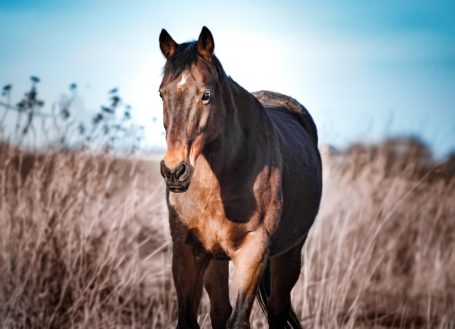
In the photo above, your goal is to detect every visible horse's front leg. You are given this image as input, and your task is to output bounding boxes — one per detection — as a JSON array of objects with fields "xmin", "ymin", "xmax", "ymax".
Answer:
[
  {"xmin": 227, "ymin": 230, "xmax": 269, "ymax": 329},
  {"xmin": 172, "ymin": 238, "xmax": 210, "ymax": 329}
]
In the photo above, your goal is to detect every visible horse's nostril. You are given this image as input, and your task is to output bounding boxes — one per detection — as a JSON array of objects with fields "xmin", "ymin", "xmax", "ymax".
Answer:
[
  {"xmin": 175, "ymin": 162, "xmax": 189, "ymax": 181},
  {"xmin": 160, "ymin": 160, "xmax": 192, "ymax": 186},
  {"xmin": 160, "ymin": 160, "xmax": 171, "ymax": 179}
]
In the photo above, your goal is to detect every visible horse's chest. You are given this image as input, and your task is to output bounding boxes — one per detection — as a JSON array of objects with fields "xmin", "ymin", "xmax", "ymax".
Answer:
[
  {"xmin": 169, "ymin": 186, "xmax": 224, "ymax": 222},
  {"xmin": 167, "ymin": 162, "xmax": 278, "ymax": 256},
  {"xmin": 169, "ymin": 189, "xmax": 232, "ymax": 255}
]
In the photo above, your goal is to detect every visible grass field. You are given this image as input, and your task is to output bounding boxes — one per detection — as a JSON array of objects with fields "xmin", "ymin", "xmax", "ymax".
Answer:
[{"xmin": 0, "ymin": 139, "xmax": 454, "ymax": 329}]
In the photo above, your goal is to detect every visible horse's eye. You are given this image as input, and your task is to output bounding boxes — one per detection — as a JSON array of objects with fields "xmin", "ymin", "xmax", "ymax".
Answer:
[
  {"xmin": 159, "ymin": 91, "xmax": 164, "ymax": 99},
  {"xmin": 201, "ymin": 92, "xmax": 211, "ymax": 104}
]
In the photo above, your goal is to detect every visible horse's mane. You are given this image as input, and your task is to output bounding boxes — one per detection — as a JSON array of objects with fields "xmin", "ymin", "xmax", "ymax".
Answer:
[
  {"xmin": 163, "ymin": 43, "xmax": 318, "ymax": 148},
  {"xmin": 164, "ymin": 41, "xmax": 226, "ymax": 81}
]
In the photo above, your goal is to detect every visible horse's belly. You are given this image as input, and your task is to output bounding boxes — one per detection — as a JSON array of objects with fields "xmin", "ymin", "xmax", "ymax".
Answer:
[
  {"xmin": 270, "ymin": 161, "xmax": 322, "ymax": 255},
  {"xmin": 267, "ymin": 110, "xmax": 322, "ymax": 255}
]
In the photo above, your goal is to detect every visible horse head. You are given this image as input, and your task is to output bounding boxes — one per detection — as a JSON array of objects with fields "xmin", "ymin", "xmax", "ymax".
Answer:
[{"xmin": 158, "ymin": 26, "xmax": 227, "ymax": 192}]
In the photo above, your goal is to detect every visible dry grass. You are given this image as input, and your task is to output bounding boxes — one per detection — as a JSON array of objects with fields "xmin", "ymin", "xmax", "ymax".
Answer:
[{"xmin": 0, "ymin": 139, "xmax": 454, "ymax": 328}]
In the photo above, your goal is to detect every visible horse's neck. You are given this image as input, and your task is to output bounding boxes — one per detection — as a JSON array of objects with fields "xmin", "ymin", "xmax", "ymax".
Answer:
[{"xmin": 205, "ymin": 79, "xmax": 274, "ymax": 174}]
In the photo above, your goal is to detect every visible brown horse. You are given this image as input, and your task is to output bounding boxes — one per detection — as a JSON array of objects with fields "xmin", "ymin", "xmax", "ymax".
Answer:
[{"xmin": 158, "ymin": 26, "xmax": 322, "ymax": 329}]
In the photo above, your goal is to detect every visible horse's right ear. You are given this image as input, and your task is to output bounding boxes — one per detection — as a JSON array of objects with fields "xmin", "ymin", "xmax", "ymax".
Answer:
[{"xmin": 159, "ymin": 29, "xmax": 178, "ymax": 59}]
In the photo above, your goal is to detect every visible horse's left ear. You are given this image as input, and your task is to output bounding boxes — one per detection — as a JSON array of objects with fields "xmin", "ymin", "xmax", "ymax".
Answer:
[{"xmin": 197, "ymin": 26, "xmax": 214, "ymax": 62}]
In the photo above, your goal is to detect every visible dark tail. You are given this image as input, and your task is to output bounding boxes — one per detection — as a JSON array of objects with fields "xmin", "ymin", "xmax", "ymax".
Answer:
[{"xmin": 256, "ymin": 261, "xmax": 302, "ymax": 329}]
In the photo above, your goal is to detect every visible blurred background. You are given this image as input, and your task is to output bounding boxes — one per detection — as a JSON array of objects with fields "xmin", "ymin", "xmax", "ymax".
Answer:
[
  {"xmin": 1, "ymin": 0, "xmax": 454, "ymax": 157},
  {"xmin": 1, "ymin": 2, "xmax": 455, "ymax": 328}
]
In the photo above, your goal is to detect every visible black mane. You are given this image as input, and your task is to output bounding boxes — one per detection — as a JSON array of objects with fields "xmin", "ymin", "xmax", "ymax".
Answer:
[{"xmin": 163, "ymin": 41, "xmax": 226, "ymax": 80}]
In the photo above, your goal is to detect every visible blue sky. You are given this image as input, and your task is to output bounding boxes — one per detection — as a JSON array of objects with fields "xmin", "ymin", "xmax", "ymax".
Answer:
[{"xmin": 1, "ymin": 0, "xmax": 454, "ymax": 157}]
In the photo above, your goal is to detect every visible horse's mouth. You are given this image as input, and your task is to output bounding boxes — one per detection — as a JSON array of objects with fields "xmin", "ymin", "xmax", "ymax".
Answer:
[{"xmin": 167, "ymin": 181, "xmax": 191, "ymax": 193}]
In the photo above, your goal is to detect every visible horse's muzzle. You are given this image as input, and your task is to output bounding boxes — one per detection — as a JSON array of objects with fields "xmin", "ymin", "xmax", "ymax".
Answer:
[{"xmin": 160, "ymin": 160, "xmax": 193, "ymax": 193}]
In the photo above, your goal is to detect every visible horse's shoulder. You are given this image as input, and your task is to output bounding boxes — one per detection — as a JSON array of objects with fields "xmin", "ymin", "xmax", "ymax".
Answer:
[{"xmin": 252, "ymin": 90, "xmax": 318, "ymax": 147}]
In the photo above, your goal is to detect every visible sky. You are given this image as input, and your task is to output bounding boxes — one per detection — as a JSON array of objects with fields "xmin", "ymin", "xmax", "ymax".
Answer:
[{"xmin": 0, "ymin": 0, "xmax": 454, "ymax": 157}]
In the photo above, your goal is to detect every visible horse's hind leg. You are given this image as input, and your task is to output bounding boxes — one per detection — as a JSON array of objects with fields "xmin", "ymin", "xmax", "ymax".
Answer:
[
  {"xmin": 204, "ymin": 259, "xmax": 232, "ymax": 329},
  {"xmin": 268, "ymin": 242, "xmax": 304, "ymax": 329}
]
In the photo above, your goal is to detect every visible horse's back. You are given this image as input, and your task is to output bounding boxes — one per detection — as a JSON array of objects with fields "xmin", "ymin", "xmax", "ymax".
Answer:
[
  {"xmin": 253, "ymin": 90, "xmax": 322, "ymax": 255},
  {"xmin": 253, "ymin": 90, "xmax": 318, "ymax": 147}
]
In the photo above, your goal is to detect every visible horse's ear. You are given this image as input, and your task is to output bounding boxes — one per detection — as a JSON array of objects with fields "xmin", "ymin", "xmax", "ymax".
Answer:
[
  {"xmin": 197, "ymin": 26, "xmax": 214, "ymax": 62},
  {"xmin": 159, "ymin": 29, "xmax": 178, "ymax": 59}
]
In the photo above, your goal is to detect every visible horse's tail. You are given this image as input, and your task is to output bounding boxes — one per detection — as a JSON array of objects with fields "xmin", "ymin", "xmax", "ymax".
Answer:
[{"xmin": 256, "ymin": 260, "xmax": 302, "ymax": 329}]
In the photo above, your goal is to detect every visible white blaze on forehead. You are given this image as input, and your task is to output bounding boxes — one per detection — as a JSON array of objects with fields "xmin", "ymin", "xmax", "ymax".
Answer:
[{"xmin": 177, "ymin": 73, "xmax": 188, "ymax": 87}]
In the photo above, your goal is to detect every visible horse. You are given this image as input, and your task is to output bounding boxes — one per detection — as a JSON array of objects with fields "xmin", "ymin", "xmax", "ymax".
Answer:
[{"xmin": 158, "ymin": 26, "xmax": 322, "ymax": 329}]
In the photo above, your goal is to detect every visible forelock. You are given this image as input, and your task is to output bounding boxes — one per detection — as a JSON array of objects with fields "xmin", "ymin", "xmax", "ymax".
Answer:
[{"xmin": 163, "ymin": 41, "xmax": 226, "ymax": 82}]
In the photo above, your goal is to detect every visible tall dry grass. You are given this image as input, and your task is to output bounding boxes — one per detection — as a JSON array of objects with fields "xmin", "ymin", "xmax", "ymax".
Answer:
[
  {"xmin": 0, "ymin": 139, "xmax": 454, "ymax": 328},
  {"xmin": 0, "ymin": 144, "xmax": 172, "ymax": 328},
  {"xmin": 295, "ymin": 140, "xmax": 455, "ymax": 329}
]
